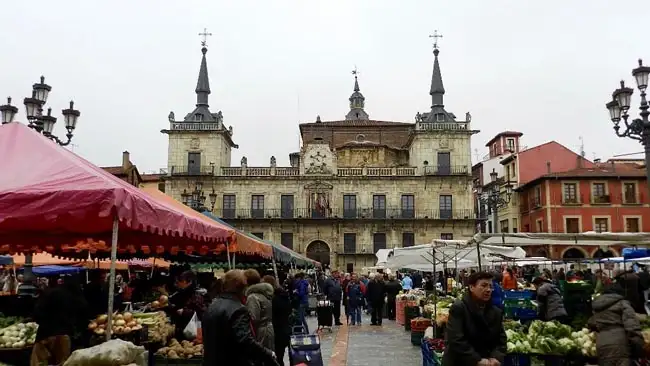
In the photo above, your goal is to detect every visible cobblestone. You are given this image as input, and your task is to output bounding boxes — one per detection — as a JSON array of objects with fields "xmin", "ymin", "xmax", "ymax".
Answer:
[{"xmin": 283, "ymin": 311, "xmax": 421, "ymax": 366}]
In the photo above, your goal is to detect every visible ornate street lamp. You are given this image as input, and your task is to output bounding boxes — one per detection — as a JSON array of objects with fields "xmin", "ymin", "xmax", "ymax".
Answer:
[
  {"xmin": 1, "ymin": 76, "xmax": 80, "ymax": 146},
  {"xmin": 475, "ymin": 168, "xmax": 513, "ymax": 233},
  {"xmin": 606, "ymin": 59, "xmax": 650, "ymax": 196},
  {"xmin": 182, "ymin": 182, "xmax": 217, "ymax": 212},
  {"xmin": 1, "ymin": 77, "xmax": 81, "ymax": 297}
]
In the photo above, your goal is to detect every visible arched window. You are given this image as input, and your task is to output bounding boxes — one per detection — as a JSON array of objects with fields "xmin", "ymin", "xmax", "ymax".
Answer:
[{"xmin": 563, "ymin": 247, "xmax": 585, "ymax": 259}]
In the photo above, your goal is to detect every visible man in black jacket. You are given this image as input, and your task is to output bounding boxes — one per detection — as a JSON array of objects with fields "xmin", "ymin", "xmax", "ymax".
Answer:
[
  {"xmin": 202, "ymin": 270, "xmax": 279, "ymax": 366},
  {"xmin": 366, "ymin": 273, "xmax": 387, "ymax": 326},
  {"xmin": 443, "ymin": 271, "xmax": 506, "ymax": 366},
  {"xmin": 322, "ymin": 271, "xmax": 343, "ymax": 326},
  {"xmin": 384, "ymin": 274, "xmax": 402, "ymax": 320}
]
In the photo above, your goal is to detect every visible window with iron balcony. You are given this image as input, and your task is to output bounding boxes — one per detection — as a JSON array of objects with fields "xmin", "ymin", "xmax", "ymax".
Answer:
[{"xmin": 591, "ymin": 183, "xmax": 610, "ymax": 204}]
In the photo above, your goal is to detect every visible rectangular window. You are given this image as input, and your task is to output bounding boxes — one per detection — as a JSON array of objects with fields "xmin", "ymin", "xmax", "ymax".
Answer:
[
  {"xmin": 506, "ymin": 138, "xmax": 515, "ymax": 151},
  {"xmin": 506, "ymin": 165, "xmax": 511, "ymax": 180},
  {"xmin": 280, "ymin": 233, "xmax": 293, "ymax": 250},
  {"xmin": 488, "ymin": 221, "xmax": 493, "ymax": 233},
  {"xmin": 565, "ymin": 218, "xmax": 580, "ymax": 233},
  {"xmin": 512, "ymin": 218, "xmax": 518, "ymax": 233},
  {"xmin": 251, "ymin": 195, "xmax": 264, "ymax": 218},
  {"xmin": 222, "ymin": 195, "xmax": 236, "ymax": 219},
  {"xmin": 533, "ymin": 186, "xmax": 541, "ymax": 207},
  {"xmin": 373, "ymin": 195, "xmax": 386, "ymax": 219},
  {"xmin": 626, "ymin": 218, "xmax": 640, "ymax": 233},
  {"xmin": 251, "ymin": 232, "xmax": 264, "ymax": 240},
  {"xmin": 594, "ymin": 218, "xmax": 609, "ymax": 233},
  {"xmin": 400, "ymin": 194, "xmax": 415, "ymax": 219},
  {"xmin": 402, "ymin": 232, "xmax": 415, "ymax": 247},
  {"xmin": 592, "ymin": 183, "xmax": 608, "ymax": 203},
  {"xmin": 373, "ymin": 233, "xmax": 387, "ymax": 252},
  {"xmin": 624, "ymin": 183, "xmax": 637, "ymax": 204},
  {"xmin": 280, "ymin": 195, "xmax": 294, "ymax": 218},
  {"xmin": 157, "ymin": 182, "xmax": 165, "ymax": 193},
  {"xmin": 439, "ymin": 195, "xmax": 453, "ymax": 219},
  {"xmin": 343, "ymin": 233, "xmax": 356, "ymax": 253},
  {"xmin": 440, "ymin": 233, "xmax": 453, "ymax": 240},
  {"xmin": 346, "ymin": 263, "xmax": 354, "ymax": 274},
  {"xmin": 187, "ymin": 152, "xmax": 201, "ymax": 175},
  {"xmin": 437, "ymin": 152, "xmax": 451, "ymax": 175},
  {"xmin": 343, "ymin": 195, "xmax": 357, "ymax": 218},
  {"xmin": 500, "ymin": 219, "xmax": 509, "ymax": 233},
  {"xmin": 563, "ymin": 183, "xmax": 578, "ymax": 203}
]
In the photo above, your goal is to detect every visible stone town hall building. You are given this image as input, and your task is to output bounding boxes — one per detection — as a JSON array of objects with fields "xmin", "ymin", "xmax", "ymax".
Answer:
[{"xmin": 162, "ymin": 43, "xmax": 477, "ymax": 272}]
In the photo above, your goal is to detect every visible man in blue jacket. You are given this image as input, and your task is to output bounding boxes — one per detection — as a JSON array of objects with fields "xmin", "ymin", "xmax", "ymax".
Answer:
[{"xmin": 293, "ymin": 272, "xmax": 310, "ymax": 333}]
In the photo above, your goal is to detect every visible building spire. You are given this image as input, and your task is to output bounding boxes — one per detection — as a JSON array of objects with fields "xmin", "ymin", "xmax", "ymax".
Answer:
[
  {"xmin": 346, "ymin": 67, "xmax": 369, "ymax": 121},
  {"xmin": 429, "ymin": 31, "xmax": 445, "ymax": 107},
  {"xmin": 195, "ymin": 28, "xmax": 212, "ymax": 107}
]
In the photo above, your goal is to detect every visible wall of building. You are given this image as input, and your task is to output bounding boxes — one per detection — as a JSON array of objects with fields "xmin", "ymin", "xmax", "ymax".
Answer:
[
  {"xmin": 518, "ymin": 178, "xmax": 650, "ymax": 233},
  {"xmin": 409, "ymin": 134, "xmax": 472, "ymax": 172},
  {"xmin": 336, "ymin": 146, "xmax": 408, "ymax": 167},
  {"xmin": 167, "ymin": 132, "xmax": 231, "ymax": 171}
]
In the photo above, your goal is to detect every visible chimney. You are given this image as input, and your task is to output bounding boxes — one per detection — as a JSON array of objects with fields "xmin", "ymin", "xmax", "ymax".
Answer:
[
  {"xmin": 122, "ymin": 151, "xmax": 130, "ymax": 170},
  {"xmin": 546, "ymin": 161, "xmax": 551, "ymax": 174},
  {"xmin": 576, "ymin": 156, "xmax": 583, "ymax": 169},
  {"xmin": 611, "ymin": 160, "xmax": 616, "ymax": 172}
]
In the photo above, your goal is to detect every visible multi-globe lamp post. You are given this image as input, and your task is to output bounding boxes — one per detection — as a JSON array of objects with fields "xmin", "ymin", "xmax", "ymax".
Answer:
[
  {"xmin": 605, "ymin": 59, "xmax": 650, "ymax": 196},
  {"xmin": 0, "ymin": 76, "xmax": 81, "ymax": 296},
  {"xmin": 181, "ymin": 181, "xmax": 217, "ymax": 213},
  {"xmin": 474, "ymin": 169, "xmax": 513, "ymax": 268}
]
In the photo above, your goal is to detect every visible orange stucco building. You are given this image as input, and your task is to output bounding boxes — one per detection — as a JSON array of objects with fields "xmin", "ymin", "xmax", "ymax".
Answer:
[{"xmin": 516, "ymin": 161, "xmax": 650, "ymax": 259}]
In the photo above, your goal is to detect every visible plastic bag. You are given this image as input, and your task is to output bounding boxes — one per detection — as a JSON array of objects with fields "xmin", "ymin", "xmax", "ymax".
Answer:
[
  {"xmin": 183, "ymin": 312, "xmax": 199, "ymax": 339},
  {"xmin": 63, "ymin": 339, "xmax": 144, "ymax": 366}
]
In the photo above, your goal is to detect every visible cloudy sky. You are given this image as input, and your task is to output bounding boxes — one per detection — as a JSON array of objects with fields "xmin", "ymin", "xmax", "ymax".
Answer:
[{"xmin": 1, "ymin": 0, "xmax": 647, "ymax": 173}]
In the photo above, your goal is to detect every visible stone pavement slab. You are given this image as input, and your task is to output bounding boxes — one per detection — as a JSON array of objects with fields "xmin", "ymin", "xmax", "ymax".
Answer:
[
  {"xmin": 345, "ymin": 314, "xmax": 421, "ymax": 366},
  {"xmin": 283, "ymin": 310, "xmax": 421, "ymax": 366}
]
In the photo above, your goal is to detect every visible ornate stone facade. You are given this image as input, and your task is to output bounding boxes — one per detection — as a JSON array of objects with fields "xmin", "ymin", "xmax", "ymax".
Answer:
[{"xmin": 162, "ymin": 44, "xmax": 479, "ymax": 272}]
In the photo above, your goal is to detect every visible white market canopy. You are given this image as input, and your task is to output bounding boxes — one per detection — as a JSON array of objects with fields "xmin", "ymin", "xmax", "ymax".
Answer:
[
  {"xmin": 381, "ymin": 239, "xmax": 526, "ymax": 271},
  {"xmin": 472, "ymin": 232, "xmax": 650, "ymax": 247}
]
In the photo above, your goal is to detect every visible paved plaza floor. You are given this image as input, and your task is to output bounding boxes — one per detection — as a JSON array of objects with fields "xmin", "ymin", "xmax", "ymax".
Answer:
[{"xmin": 283, "ymin": 310, "xmax": 422, "ymax": 366}]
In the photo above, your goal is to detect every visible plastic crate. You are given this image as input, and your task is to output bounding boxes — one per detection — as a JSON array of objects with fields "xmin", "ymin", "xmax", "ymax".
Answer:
[
  {"xmin": 411, "ymin": 330, "xmax": 425, "ymax": 346},
  {"xmin": 504, "ymin": 354, "xmax": 530, "ymax": 366},
  {"xmin": 503, "ymin": 290, "xmax": 534, "ymax": 300},
  {"xmin": 513, "ymin": 308, "xmax": 537, "ymax": 320}
]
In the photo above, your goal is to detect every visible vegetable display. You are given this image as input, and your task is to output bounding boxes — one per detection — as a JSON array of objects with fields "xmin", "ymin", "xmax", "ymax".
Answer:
[
  {"xmin": 0, "ymin": 322, "xmax": 38, "ymax": 349},
  {"xmin": 88, "ymin": 312, "xmax": 143, "ymax": 336},
  {"xmin": 149, "ymin": 295, "xmax": 169, "ymax": 310},
  {"xmin": 133, "ymin": 311, "xmax": 174, "ymax": 343},
  {"xmin": 0, "ymin": 314, "xmax": 25, "ymax": 330},
  {"xmin": 155, "ymin": 338, "xmax": 203, "ymax": 359},
  {"xmin": 506, "ymin": 320, "xmax": 596, "ymax": 357}
]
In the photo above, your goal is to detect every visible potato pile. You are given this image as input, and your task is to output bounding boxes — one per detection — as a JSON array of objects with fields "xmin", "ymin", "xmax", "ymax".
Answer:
[
  {"xmin": 149, "ymin": 295, "xmax": 169, "ymax": 310},
  {"xmin": 155, "ymin": 339, "xmax": 203, "ymax": 359},
  {"xmin": 88, "ymin": 312, "xmax": 144, "ymax": 336}
]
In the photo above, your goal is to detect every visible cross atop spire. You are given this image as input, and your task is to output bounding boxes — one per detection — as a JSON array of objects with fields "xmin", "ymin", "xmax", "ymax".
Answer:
[
  {"xmin": 429, "ymin": 30, "xmax": 443, "ymax": 51},
  {"xmin": 352, "ymin": 66, "xmax": 360, "ymax": 92},
  {"xmin": 199, "ymin": 28, "xmax": 212, "ymax": 48}
]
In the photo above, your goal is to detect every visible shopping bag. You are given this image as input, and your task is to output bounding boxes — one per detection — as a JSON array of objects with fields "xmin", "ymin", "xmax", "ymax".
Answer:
[{"xmin": 183, "ymin": 312, "xmax": 199, "ymax": 339}]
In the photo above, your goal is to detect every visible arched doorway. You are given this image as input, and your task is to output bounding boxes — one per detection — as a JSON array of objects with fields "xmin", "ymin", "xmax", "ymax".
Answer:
[
  {"xmin": 306, "ymin": 240, "xmax": 330, "ymax": 267},
  {"xmin": 562, "ymin": 247, "xmax": 586, "ymax": 260},
  {"xmin": 592, "ymin": 249, "xmax": 616, "ymax": 259},
  {"xmin": 534, "ymin": 248, "xmax": 549, "ymax": 258}
]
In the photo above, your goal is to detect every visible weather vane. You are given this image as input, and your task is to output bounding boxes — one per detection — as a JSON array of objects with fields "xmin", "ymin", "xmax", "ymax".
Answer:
[
  {"xmin": 199, "ymin": 28, "xmax": 212, "ymax": 47},
  {"xmin": 352, "ymin": 65, "xmax": 359, "ymax": 77},
  {"xmin": 429, "ymin": 30, "xmax": 443, "ymax": 50}
]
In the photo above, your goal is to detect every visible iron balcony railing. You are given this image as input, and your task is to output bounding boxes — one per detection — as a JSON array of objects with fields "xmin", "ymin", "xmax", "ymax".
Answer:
[
  {"xmin": 170, "ymin": 165, "xmax": 215, "ymax": 176},
  {"xmin": 423, "ymin": 165, "xmax": 470, "ymax": 176},
  {"xmin": 214, "ymin": 208, "xmax": 475, "ymax": 220}
]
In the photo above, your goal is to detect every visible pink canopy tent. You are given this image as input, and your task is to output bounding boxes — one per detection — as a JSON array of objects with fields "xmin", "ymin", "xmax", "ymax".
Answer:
[{"xmin": 0, "ymin": 122, "xmax": 236, "ymax": 253}]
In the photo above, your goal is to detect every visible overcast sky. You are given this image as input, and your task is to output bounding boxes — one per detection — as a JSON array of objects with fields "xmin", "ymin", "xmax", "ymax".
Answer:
[{"xmin": 1, "ymin": 0, "xmax": 647, "ymax": 173}]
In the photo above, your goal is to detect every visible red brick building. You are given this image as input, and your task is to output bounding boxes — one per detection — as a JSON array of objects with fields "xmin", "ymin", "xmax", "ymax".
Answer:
[{"xmin": 516, "ymin": 162, "xmax": 650, "ymax": 259}]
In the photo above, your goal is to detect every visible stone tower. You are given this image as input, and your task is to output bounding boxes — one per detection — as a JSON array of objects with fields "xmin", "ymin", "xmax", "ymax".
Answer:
[{"xmin": 162, "ymin": 41, "xmax": 238, "ymax": 178}]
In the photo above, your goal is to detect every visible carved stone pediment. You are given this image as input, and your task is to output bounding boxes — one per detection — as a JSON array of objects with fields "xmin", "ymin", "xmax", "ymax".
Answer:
[
  {"xmin": 302, "ymin": 143, "xmax": 336, "ymax": 175},
  {"xmin": 304, "ymin": 181, "xmax": 333, "ymax": 191}
]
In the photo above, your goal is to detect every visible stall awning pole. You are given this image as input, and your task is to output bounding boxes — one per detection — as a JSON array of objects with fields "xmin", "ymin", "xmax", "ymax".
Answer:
[
  {"xmin": 105, "ymin": 215, "xmax": 119, "ymax": 341},
  {"xmin": 226, "ymin": 244, "xmax": 232, "ymax": 270},
  {"xmin": 272, "ymin": 257, "xmax": 279, "ymax": 281}
]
